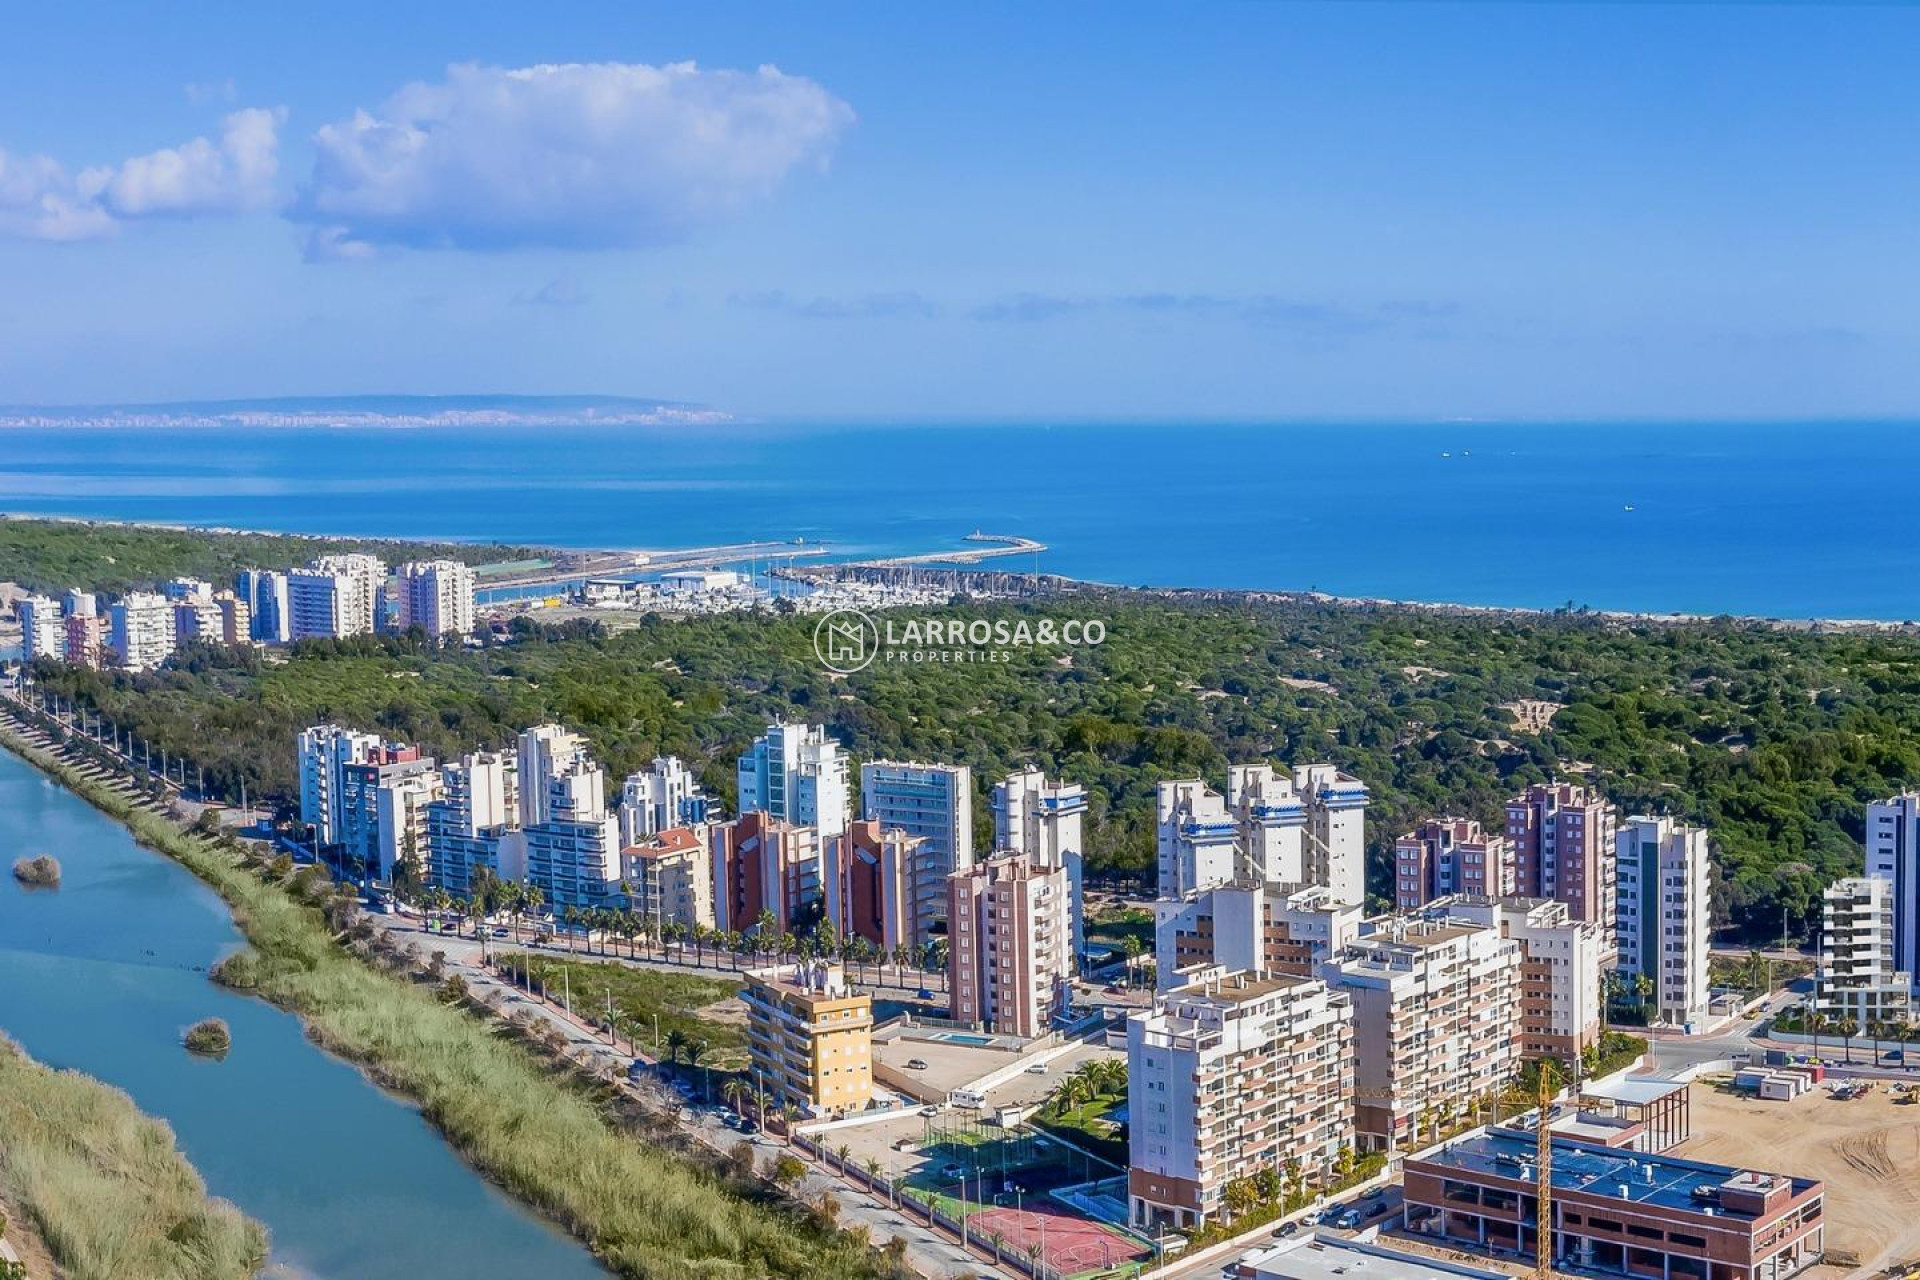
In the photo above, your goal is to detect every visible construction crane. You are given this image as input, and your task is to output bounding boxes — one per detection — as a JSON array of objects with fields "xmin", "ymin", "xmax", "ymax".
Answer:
[{"xmin": 1536, "ymin": 1060, "xmax": 1557, "ymax": 1280}]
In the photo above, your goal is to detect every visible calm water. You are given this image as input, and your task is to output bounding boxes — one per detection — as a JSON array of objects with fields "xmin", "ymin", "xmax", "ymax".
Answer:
[
  {"xmin": 3, "ymin": 420, "xmax": 1919, "ymax": 618},
  {"xmin": 0, "ymin": 749, "xmax": 609, "ymax": 1280}
]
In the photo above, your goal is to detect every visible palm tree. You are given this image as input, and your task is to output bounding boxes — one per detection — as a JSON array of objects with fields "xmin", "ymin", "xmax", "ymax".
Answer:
[
  {"xmin": 563, "ymin": 904, "xmax": 582, "ymax": 954},
  {"xmin": 521, "ymin": 882, "xmax": 545, "ymax": 941},
  {"xmin": 722, "ymin": 1078, "xmax": 747, "ymax": 1114},
  {"xmin": 664, "ymin": 1027, "xmax": 689, "ymax": 1067}
]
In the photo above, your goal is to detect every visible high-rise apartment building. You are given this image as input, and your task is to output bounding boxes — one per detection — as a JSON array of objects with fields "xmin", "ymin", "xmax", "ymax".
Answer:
[
  {"xmin": 1866, "ymin": 793, "xmax": 1920, "ymax": 993},
  {"xmin": 736, "ymin": 721, "xmax": 849, "ymax": 841},
  {"xmin": 425, "ymin": 750, "xmax": 523, "ymax": 896},
  {"xmin": 63, "ymin": 608, "xmax": 105, "ymax": 668},
  {"xmin": 744, "ymin": 962, "xmax": 874, "ymax": 1118},
  {"xmin": 1127, "ymin": 968, "xmax": 1354, "ymax": 1232},
  {"xmin": 1157, "ymin": 764, "xmax": 1370, "ymax": 906},
  {"xmin": 1614, "ymin": 816, "xmax": 1713, "ymax": 1029},
  {"xmin": 822, "ymin": 818, "xmax": 924, "ymax": 952},
  {"xmin": 1394, "ymin": 818, "xmax": 1516, "ymax": 909},
  {"xmin": 621, "ymin": 827, "xmax": 715, "ymax": 931},
  {"xmin": 213, "ymin": 590, "xmax": 252, "ymax": 646},
  {"xmin": 16, "ymin": 595, "xmax": 63, "ymax": 662},
  {"xmin": 337, "ymin": 744, "xmax": 432, "ymax": 878},
  {"xmin": 172, "ymin": 597, "xmax": 223, "ymax": 644},
  {"xmin": 1427, "ymin": 895, "xmax": 1605, "ymax": 1061},
  {"xmin": 947, "ymin": 851, "xmax": 1071, "ymax": 1037},
  {"xmin": 860, "ymin": 760, "xmax": 973, "ymax": 944},
  {"xmin": 515, "ymin": 724, "xmax": 620, "ymax": 909},
  {"xmin": 108, "ymin": 591, "xmax": 176, "ymax": 670},
  {"xmin": 994, "ymin": 767, "xmax": 1088, "ymax": 959},
  {"xmin": 237, "ymin": 569, "xmax": 291, "ymax": 643},
  {"xmin": 1323, "ymin": 916, "xmax": 1522, "ymax": 1149},
  {"xmin": 1506, "ymin": 783, "xmax": 1617, "ymax": 944},
  {"xmin": 396, "ymin": 559, "xmax": 476, "ymax": 638},
  {"xmin": 298, "ymin": 723, "xmax": 384, "ymax": 847},
  {"xmin": 618, "ymin": 755, "xmax": 710, "ymax": 847},
  {"xmin": 161, "ymin": 577, "xmax": 213, "ymax": 602},
  {"xmin": 286, "ymin": 568, "xmax": 362, "ymax": 640},
  {"xmin": 310, "ymin": 554, "xmax": 386, "ymax": 634},
  {"xmin": 1814, "ymin": 876, "xmax": 1913, "ymax": 1030},
  {"xmin": 710, "ymin": 811, "xmax": 823, "ymax": 933},
  {"xmin": 1154, "ymin": 881, "xmax": 1363, "ymax": 989}
]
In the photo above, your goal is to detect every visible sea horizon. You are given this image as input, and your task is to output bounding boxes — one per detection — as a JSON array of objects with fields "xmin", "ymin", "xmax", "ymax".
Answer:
[{"xmin": 4, "ymin": 418, "xmax": 1917, "ymax": 622}]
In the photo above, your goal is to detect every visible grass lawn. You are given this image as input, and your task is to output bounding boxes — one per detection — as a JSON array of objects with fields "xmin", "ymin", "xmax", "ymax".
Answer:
[
  {"xmin": 496, "ymin": 952, "xmax": 748, "ymax": 1068},
  {"xmin": 1084, "ymin": 906, "xmax": 1152, "ymax": 955},
  {"xmin": 1034, "ymin": 1094, "xmax": 1128, "ymax": 1169}
]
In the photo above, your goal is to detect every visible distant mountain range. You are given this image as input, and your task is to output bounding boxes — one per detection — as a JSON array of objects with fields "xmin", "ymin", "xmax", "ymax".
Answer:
[{"xmin": 0, "ymin": 394, "xmax": 731, "ymax": 429}]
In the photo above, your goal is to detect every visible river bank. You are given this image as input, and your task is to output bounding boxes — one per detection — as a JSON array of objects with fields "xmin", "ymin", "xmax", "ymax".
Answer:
[
  {"xmin": 0, "ymin": 711, "xmax": 885, "ymax": 1280},
  {"xmin": 0, "ymin": 1033, "xmax": 267, "ymax": 1280}
]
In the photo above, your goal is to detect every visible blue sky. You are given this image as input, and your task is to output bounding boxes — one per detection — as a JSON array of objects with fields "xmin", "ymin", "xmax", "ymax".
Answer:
[{"xmin": 0, "ymin": 1, "xmax": 1913, "ymax": 420}]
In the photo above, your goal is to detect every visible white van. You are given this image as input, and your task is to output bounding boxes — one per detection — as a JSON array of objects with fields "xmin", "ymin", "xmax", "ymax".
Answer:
[{"xmin": 950, "ymin": 1089, "xmax": 987, "ymax": 1109}]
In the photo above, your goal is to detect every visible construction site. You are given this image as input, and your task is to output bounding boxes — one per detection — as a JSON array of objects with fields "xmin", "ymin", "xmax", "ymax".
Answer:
[{"xmin": 1681, "ymin": 1077, "xmax": 1920, "ymax": 1279}]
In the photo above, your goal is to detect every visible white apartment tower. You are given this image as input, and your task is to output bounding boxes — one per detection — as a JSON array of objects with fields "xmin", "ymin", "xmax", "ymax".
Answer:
[
  {"xmin": 1427, "ymin": 895, "xmax": 1605, "ymax": 1061},
  {"xmin": 995, "ymin": 767, "xmax": 1089, "ymax": 960},
  {"xmin": 1614, "ymin": 815, "xmax": 1713, "ymax": 1029},
  {"xmin": 310, "ymin": 554, "xmax": 386, "ymax": 633},
  {"xmin": 618, "ymin": 755, "xmax": 711, "ymax": 848},
  {"xmin": 1322, "ymin": 916, "xmax": 1522, "ymax": 1149},
  {"xmin": 396, "ymin": 559, "xmax": 476, "ymax": 638},
  {"xmin": 516, "ymin": 724, "xmax": 621, "ymax": 909},
  {"xmin": 1815, "ymin": 875, "xmax": 1914, "ymax": 1030},
  {"xmin": 108, "ymin": 591, "xmax": 177, "ymax": 670},
  {"xmin": 1866, "ymin": 793, "xmax": 1920, "ymax": 993},
  {"xmin": 737, "ymin": 721, "xmax": 849, "ymax": 840},
  {"xmin": 425, "ymin": 751, "xmax": 523, "ymax": 896},
  {"xmin": 860, "ymin": 760, "xmax": 973, "ymax": 945},
  {"xmin": 16, "ymin": 595, "xmax": 64, "ymax": 662},
  {"xmin": 1154, "ymin": 881, "xmax": 1363, "ymax": 991},
  {"xmin": 1158, "ymin": 766, "xmax": 1369, "ymax": 906},
  {"xmin": 297, "ymin": 723, "xmax": 382, "ymax": 847},
  {"xmin": 1127, "ymin": 969, "xmax": 1354, "ymax": 1232},
  {"xmin": 286, "ymin": 568, "xmax": 362, "ymax": 640}
]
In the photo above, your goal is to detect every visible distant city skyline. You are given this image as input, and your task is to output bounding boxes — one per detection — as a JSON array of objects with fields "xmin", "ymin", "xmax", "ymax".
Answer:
[{"xmin": 0, "ymin": 2, "xmax": 1913, "ymax": 420}]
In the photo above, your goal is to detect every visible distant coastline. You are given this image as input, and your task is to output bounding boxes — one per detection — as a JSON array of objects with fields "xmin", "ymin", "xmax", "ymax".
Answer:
[
  {"xmin": 6, "ymin": 510, "xmax": 1915, "ymax": 637},
  {"xmin": 0, "ymin": 393, "xmax": 730, "ymax": 431}
]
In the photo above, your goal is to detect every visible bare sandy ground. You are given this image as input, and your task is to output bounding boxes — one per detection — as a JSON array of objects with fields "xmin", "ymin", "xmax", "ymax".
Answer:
[{"xmin": 1681, "ymin": 1081, "xmax": 1920, "ymax": 1278}]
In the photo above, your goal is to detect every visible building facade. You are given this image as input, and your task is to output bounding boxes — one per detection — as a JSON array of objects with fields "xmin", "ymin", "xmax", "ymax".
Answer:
[
  {"xmin": 621, "ymin": 826, "xmax": 715, "ymax": 931},
  {"xmin": 859, "ymin": 760, "xmax": 973, "ymax": 944},
  {"xmin": 1394, "ymin": 818, "xmax": 1517, "ymax": 909},
  {"xmin": 1615, "ymin": 816, "xmax": 1713, "ymax": 1029},
  {"xmin": 1866, "ymin": 793, "xmax": 1920, "ymax": 994},
  {"xmin": 1814, "ymin": 876, "xmax": 1914, "ymax": 1030},
  {"xmin": 396, "ymin": 559, "xmax": 476, "ymax": 638},
  {"xmin": 297, "ymin": 723, "xmax": 384, "ymax": 848},
  {"xmin": 822, "ymin": 818, "xmax": 924, "ymax": 952},
  {"xmin": 1127, "ymin": 968, "xmax": 1354, "ymax": 1231},
  {"xmin": 737, "ymin": 721, "xmax": 849, "ymax": 841},
  {"xmin": 710, "ymin": 811, "xmax": 823, "ymax": 933},
  {"xmin": 1403, "ymin": 1129, "xmax": 1825, "ymax": 1280},
  {"xmin": 16, "ymin": 595, "xmax": 63, "ymax": 662},
  {"xmin": 993, "ymin": 767, "xmax": 1088, "ymax": 959},
  {"xmin": 743, "ymin": 962, "xmax": 874, "ymax": 1118},
  {"xmin": 1155, "ymin": 881, "xmax": 1363, "ymax": 990},
  {"xmin": 108, "ymin": 591, "xmax": 176, "ymax": 670},
  {"xmin": 947, "ymin": 851, "xmax": 1071, "ymax": 1037},
  {"xmin": 1323, "ymin": 917, "xmax": 1522, "ymax": 1150},
  {"xmin": 286, "ymin": 569, "xmax": 361, "ymax": 641},
  {"xmin": 1429, "ymin": 895, "xmax": 1605, "ymax": 1061},
  {"xmin": 310, "ymin": 553, "xmax": 386, "ymax": 634},
  {"xmin": 1507, "ymin": 783, "xmax": 1617, "ymax": 945},
  {"xmin": 618, "ymin": 755, "xmax": 710, "ymax": 847},
  {"xmin": 425, "ymin": 750, "xmax": 522, "ymax": 897}
]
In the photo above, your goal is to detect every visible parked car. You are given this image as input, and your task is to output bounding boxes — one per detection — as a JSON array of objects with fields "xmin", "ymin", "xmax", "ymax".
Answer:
[
  {"xmin": 917, "ymin": 988, "xmax": 936, "ymax": 1000},
  {"xmin": 1335, "ymin": 1209, "xmax": 1362, "ymax": 1229},
  {"xmin": 1274, "ymin": 1221, "xmax": 1300, "ymax": 1238},
  {"xmin": 1366, "ymin": 1202, "xmax": 1388, "ymax": 1219},
  {"xmin": 906, "ymin": 1058, "xmax": 930, "ymax": 1070},
  {"xmin": 1362, "ymin": 1187, "xmax": 1386, "ymax": 1200},
  {"xmin": 1025, "ymin": 1063, "xmax": 1049, "ymax": 1075}
]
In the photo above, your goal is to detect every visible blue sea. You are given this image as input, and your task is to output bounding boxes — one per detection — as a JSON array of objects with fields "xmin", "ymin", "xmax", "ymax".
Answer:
[{"xmin": 1, "ymin": 420, "xmax": 1915, "ymax": 620}]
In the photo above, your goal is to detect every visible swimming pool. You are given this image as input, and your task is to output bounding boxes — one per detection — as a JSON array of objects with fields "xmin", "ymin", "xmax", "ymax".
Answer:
[{"xmin": 928, "ymin": 1031, "xmax": 999, "ymax": 1047}]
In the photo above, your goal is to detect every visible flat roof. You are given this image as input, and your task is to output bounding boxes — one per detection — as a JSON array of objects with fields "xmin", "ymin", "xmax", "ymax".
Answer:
[
  {"xmin": 1167, "ymin": 971, "xmax": 1313, "ymax": 1004},
  {"xmin": 1582, "ymin": 1076, "xmax": 1688, "ymax": 1105},
  {"xmin": 1241, "ymin": 1233, "xmax": 1507, "ymax": 1280},
  {"xmin": 1410, "ymin": 1129, "xmax": 1819, "ymax": 1220}
]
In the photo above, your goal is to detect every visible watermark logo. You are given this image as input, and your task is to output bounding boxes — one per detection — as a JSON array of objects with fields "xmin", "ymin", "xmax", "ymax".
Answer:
[
  {"xmin": 814, "ymin": 608, "xmax": 881, "ymax": 674},
  {"xmin": 812, "ymin": 609, "xmax": 1106, "ymax": 672}
]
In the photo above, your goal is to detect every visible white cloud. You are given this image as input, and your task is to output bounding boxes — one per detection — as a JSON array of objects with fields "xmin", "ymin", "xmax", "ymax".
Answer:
[
  {"xmin": 291, "ymin": 61, "xmax": 853, "ymax": 256},
  {"xmin": 0, "ymin": 108, "xmax": 284, "ymax": 241},
  {"xmin": 102, "ymin": 108, "xmax": 284, "ymax": 217}
]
